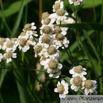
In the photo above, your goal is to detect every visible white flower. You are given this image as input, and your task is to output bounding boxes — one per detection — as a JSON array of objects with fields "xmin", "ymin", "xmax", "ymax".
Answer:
[
  {"xmin": 53, "ymin": 34, "xmax": 70, "ymax": 49},
  {"xmin": 53, "ymin": 39, "xmax": 62, "ymax": 49},
  {"xmin": 3, "ymin": 51, "xmax": 17, "ymax": 63},
  {"xmin": 18, "ymin": 38, "xmax": 30, "ymax": 52},
  {"xmin": 23, "ymin": 22, "xmax": 36, "ymax": 32},
  {"xmin": 82, "ymin": 80, "xmax": 97, "ymax": 95},
  {"xmin": 41, "ymin": 17, "xmax": 55, "ymax": 26},
  {"xmin": 54, "ymin": 80, "xmax": 69, "ymax": 98},
  {"xmin": 40, "ymin": 25, "xmax": 54, "ymax": 35},
  {"xmin": 27, "ymin": 36, "xmax": 36, "ymax": 46},
  {"xmin": 70, "ymin": 76, "xmax": 86, "ymax": 91},
  {"xmin": 2, "ymin": 38, "xmax": 17, "ymax": 52},
  {"xmin": 69, "ymin": 65, "xmax": 87, "ymax": 77},
  {"xmin": 68, "ymin": 0, "xmax": 85, "ymax": 6},
  {"xmin": 52, "ymin": 0, "xmax": 64, "ymax": 12},
  {"xmin": 49, "ymin": 9, "xmax": 68, "ymax": 21},
  {"xmin": 44, "ymin": 58, "xmax": 62, "ymax": 73},
  {"xmin": 62, "ymin": 38, "xmax": 70, "ymax": 49},
  {"xmin": 43, "ymin": 45, "xmax": 60, "ymax": 59},
  {"xmin": 34, "ymin": 43, "xmax": 46, "ymax": 57},
  {"xmin": 0, "ymin": 53, "xmax": 3, "ymax": 62},
  {"xmin": 0, "ymin": 38, "xmax": 6, "ymax": 50},
  {"xmin": 39, "ymin": 34, "xmax": 54, "ymax": 48}
]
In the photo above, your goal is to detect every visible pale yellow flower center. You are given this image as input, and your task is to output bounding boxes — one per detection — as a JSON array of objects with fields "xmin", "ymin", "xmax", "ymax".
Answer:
[
  {"xmin": 34, "ymin": 45, "xmax": 42, "ymax": 54},
  {"xmin": 44, "ymin": 18, "xmax": 51, "ymax": 25},
  {"xmin": 48, "ymin": 60, "xmax": 58, "ymax": 69},
  {"xmin": 6, "ymin": 41, "xmax": 14, "ymax": 48},
  {"xmin": 73, "ymin": 77, "xmax": 82, "ymax": 86},
  {"xmin": 47, "ymin": 46, "xmax": 57, "ymax": 55},
  {"xmin": 29, "ymin": 37, "xmax": 34, "ymax": 42},
  {"xmin": 42, "ymin": 34, "xmax": 51, "ymax": 44},
  {"xmin": 0, "ymin": 38, "xmax": 6, "ymax": 45},
  {"xmin": 20, "ymin": 32, "xmax": 26, "ymax": 36},
  {"xmin": 23, "ymin": 24, "xmax": 31, "ymax": 31},
  {"xmin": 84, "ymin": 80, "xmax": 93, "ymax": 89},
  {"xmin": 57, "ymin": 84, "xmax": 65, "ymax": 94},
  {"xmin": 42, "ymin": 12, "xmax": 50, "ymax": 20},
  {"xmin": 56, "ymin": 9, "xmax": 65, "ymax": 16},
  {"xmin": 6, "ymin": 51, "xmax": 12, "ymax": 58},
  {"xmin": 42, "ymin": 26, "xmax": 52, "ymax": 34},
  {"xmin": 11, "ymin": 38, "xmax": 17, "ymax": 41},
  {"xmin": 54, "ymin": 26, "xmax": 61, "ymax": 34},
  {"xmin": 54, "ymin": 3, "xmax": 60, "ymax": 11},
  {"xmin": 74, "ymin": 66, "xmax": 83, "ymax": 73},
  {"xmin": 19, "ymin": 39, "xmax": 27, "ymax": 47},
  {"xmin": 55, "ymin": 34, "xmax": 64, "ymax": 40}
]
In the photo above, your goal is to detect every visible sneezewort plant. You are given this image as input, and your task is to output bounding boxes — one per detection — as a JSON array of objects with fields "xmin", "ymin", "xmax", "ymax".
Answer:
[{"xmin": 0, "ymin": 0, "xmax": 98, "ymax": 101}]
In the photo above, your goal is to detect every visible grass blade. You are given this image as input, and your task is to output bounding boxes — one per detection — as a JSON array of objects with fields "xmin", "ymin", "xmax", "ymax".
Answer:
[{"xmin": 56, "ymin": 23, "xmax": 103, "ymax": 31}]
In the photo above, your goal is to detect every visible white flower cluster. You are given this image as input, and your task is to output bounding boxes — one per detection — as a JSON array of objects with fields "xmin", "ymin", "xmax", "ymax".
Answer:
[
  {"xmin": 68, "ymin": 0, "xmax": 85, "ymax": 6},
  {"xmin": 34, "ymin": 0, "xmax": 75, "ymax": 79},
  {"xmin": 54, "ymin": 80, "xmax": 69, "ymax": 98},
  {"xmin": 0, "ymin": 22, "xmax": 37, "ymax": 63},
  {"xmin": 69, "ymin": 65, "xmax": 97, "ymax": 95}
]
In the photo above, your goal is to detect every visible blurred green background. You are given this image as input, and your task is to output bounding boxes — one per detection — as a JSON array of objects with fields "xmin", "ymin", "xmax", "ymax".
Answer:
[{"xmin": 0, "ymin": 0, "xmax": 103, "ymax": 103}]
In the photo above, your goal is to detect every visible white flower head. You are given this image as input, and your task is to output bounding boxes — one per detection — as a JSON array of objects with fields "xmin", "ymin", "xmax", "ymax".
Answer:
[
  {"xmin": 41, "ymin": 17, "xmax": 55, "ymax": 26},
  {"xmin": 68, "ymin": 0, "xmax": 85, "ymax": 6},
  {"xmin": 39, "ymin": 34, "xmax": 53, "ymax": 48},
  {"xmin": 40, "ymin": 25, "xmax": 54, "ymax": 35},
  {"xmin": 44, "ymin": 58, "xmax": 62, "ymax": 73},
  {"xmin": 3, "ymin": 51, "xmax": 17, "ymax": 63},
  {"xmin": 18, "ymin": 38, "xmax": 30, "ymax": 52},
  {"xmin": 27, "ymin": 36, "xmax": 36, "ymax": 46},
  {"xmin": 70, "ymin": 76, "xmax": 86, "ymax": 91},
  {"xmin": 23, "ymin": 22, "xmax": 36, "ymax": 32},
  {"xmin": 43, "ymin": 45, "xmax": 60, "ymax": 59},
  {"xmin": 34, "ymin": 43, "xmax": 46, "ymax": 57},
  {"xmin": 42, "ymin": 12, "xmax": 50, "ymax": 20},
  {"xmin": 82, "ymin": 80, "xmax": 97, "ymax": 95},
  {"xmin": 53, "ymin": 0, "xmax": 64, "ymax": 12},
  {"xmin": 54, "ymin": 80, "xmax": 69, "ymax": 98},
  {"xmin": 69, "ymin": 65, "xmax": 87, "ymax": 77},
  {"xmin": 49, "ymin": 9, "xmax": 68, "ymax": 21},
  {"xmin": 2, "ymin": 38, "xmax": 17, "ymax": 52},
  {"xmin": 0, "ymin": 38, "xmax": 6, "ymax": 50}
]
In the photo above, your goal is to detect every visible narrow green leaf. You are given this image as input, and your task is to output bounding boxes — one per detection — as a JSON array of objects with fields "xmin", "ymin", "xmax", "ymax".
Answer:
[
  {"xmin": 82, "ymin": 0, "xmax": 103, "ymax": 9},
  {"xmin": 0, "ymin": 0, "xmax": 32, "ymax": 18},
  {"xmin": 57, "ymin": 23, "xmax": 103, "ymax": 31},
  {"xmin": 0, "ymin": 69, "xmax": 8, "ymax": 88},
  {"xmin": 10, "ymin": 0, "xmax": 25, "ymax": 38}
]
